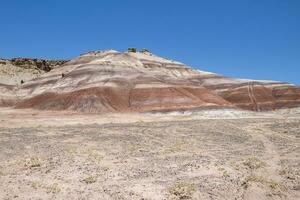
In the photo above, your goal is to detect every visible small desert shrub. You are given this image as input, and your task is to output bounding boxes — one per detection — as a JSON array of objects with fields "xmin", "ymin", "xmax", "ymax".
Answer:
[
  {"xmin": 140, "ymin": 48, "xmax": 150, "ymax": 53},
  {"xmin": 242, "ymin": 175, "xmax": 265, "ymax": 189},
  {"xmin": 222, "ymin": 170, "xmax": 230, "ymax": 178},
  {"xmin": 128, "ymin": 143, "xmax": 142, "ymax": 153},
  {"xmin": 165, "ymin": 140, "xmax": 186, "ymax": 153},
  {"xmin": 46, "ymin": 183, "xmax": 61, "ymax": 194},
  {"xmin": 86, "ymin": 149, "xmax": 103, "ymax": 163},
  {"xmin": 83, "ymin": 176, "xmax": 97, "ymax": 184},
  {"xmin": 168, "ymin": 181, "xmax": 196, "ymax": 199},
  {"xmin": 242, "ymin": 175, "xmax": 280, "ymax": 190},
  {"xmin": 243, "ymin": 157, "xmax": 266, "ymax": 169},
  {"xmin": 0, "ymin": 170, "xmax": 4, "ymax": 176},
  {"xmin": 218, "ymin": 167, "xmax": 230, "ymax": 178},
  {"xmin": 128, "ymin": 48, "xmax": 137, "ymax": 53},
  {"xmin": 246, "ymin": 175, "xmax": 265, "ymax": 183},
  {"xmin": 25, "ymin": 157, "xmax": 42, "ymax": 169},
  {"xmin": 31, "ymin": 181, "xmax": 42, "ymax": 189},
  {"xmin": 269, "ymin": 180, "xmax": 279, "ymax": 189}
]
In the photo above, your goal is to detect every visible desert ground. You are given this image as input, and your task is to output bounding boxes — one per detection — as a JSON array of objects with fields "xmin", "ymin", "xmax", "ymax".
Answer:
[{"xmin": 0, "ymin": 108, "xmax": 299, "ymax": 200}]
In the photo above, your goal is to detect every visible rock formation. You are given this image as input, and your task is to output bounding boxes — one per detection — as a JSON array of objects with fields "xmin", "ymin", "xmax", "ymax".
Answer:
[
  {"xmin": 0, "ymin": 58, "xmax": 68, "ymax": 85},
  {"xmin": 0, "ymin": 50, "xmax": 299, "ymax": 112}
]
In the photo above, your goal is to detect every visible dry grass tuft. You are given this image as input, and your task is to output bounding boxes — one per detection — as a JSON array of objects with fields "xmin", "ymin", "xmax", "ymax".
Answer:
[
  {"xmin": 243, "ymin": 157, "xmax": 266, "ymax": 169},
  {"xmin": 24, "ymin": 157, "xmax": 42, "ymax": 169},
  {"xmin": 243, "ymin": 175, "xmax": 280, "ymax": 190},
  {"xmin": 46, "ymin": 183, "xmax": 61, "ymax": 194},
  {"xmin": 168, "ymin": 181, "xmax": 196, "ymax": 199},
  {"xmin": 31, "ymin": 181, "xmax": 42, "ymax": 189},
  {"xmin": 82, "ymin": 176, "xmax": 97, "ymax": 184}
]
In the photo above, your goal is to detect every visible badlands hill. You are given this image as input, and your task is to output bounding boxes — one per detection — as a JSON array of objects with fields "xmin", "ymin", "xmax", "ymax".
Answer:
[{"xmin": 0, "ymin": 49, "xmax": 299, "ymax": 112}]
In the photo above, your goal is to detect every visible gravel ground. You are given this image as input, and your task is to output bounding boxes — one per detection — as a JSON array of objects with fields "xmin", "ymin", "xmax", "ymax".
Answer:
[{"xmin": 0, "ymin": 110, "xmax": 299, "ymax": 200}]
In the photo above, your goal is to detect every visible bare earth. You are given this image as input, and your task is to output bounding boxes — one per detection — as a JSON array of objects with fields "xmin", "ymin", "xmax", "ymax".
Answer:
[{"xmin": 0, "ymin": 108, "xmax": 299, "ymax": 200}]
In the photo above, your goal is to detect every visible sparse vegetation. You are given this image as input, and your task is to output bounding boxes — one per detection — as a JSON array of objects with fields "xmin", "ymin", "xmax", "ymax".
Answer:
[
  {"xmin": 222, "ymin": 170, "xmax": 230, "ymax": 178},
  {"xmin": 242, "ymin": 175, "xmax": 265, "ymax": 189},
  {"xmin": 218, "ymin": 167, "xmax": 225, "ymax": 171},
  {"xmin": 242, "ymin": 175, "xmax": 280, "ymax": 190},
  {"xmin": 140, "ymin": 48, "xmax": 150, "ymax": 53},
  {"xmin": 269, "ymin": 180, "xmax": 280, "ymax": 189},
  {"xmin": 24, "ymin": 157, "xmax": 42, "ymax": 169},
  {"xmin": 31, "ymin": 181, "xmax": 42, "ymax": 189},
  {"xmin": 82, "ymin": 176, "xmax": 97, "ymax": 184},
  {"xmin": 128, "ymin": 143, "xmax": 142, "ymax": 153},
  {"xmin": 0, "ymin": 116, "xmax": 299, "ymax": 199},
  {"xmin": 168, "ymin": 181, "xmax": 196, "ymax": 199},
  {"xmin": 243, "ymin": 157, "xmax": 266, "ymax": 169},
  {"xmin": 46, "ymin": 183, "xmax": 61, "ymax": 194},
  {"xmin": 245, "ymin": 175, "xmax": 265, "ymax": 183},
  {"xmin": 86, "ymin": 149, "xmax": 103, "ymax": 163},
  {"xmin": 230, "ymin": 161, "xmax": 241, "ymax": 171},
  {"xmin": 218, "ymin": 167, "xmax": 230, "ymax": 178},
  {"xmin": 279, "ymin": 168, "xmax": 298, "ymax": 180},
  {"xmin": 127, "ymin": 48, "xmax": 137, "ymax": 53},
  {"xmin": 165, "ymin": 140, "xmax": 186, "ymax": 153},
  {"xmin": 66, "ymin": 147, "xmax": 103, "ymax": 163}
]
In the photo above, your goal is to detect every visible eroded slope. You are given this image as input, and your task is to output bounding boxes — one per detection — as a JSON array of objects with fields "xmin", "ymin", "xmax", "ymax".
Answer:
[{"xmin": 0, "ymin": 50, "xmax": 299, "ymax": 112}]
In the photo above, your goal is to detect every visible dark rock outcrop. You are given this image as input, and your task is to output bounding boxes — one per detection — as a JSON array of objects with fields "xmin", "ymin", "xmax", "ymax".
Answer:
[{"xmin": 4, "ymin": 58, "xmax": 68, "ymax": 71}]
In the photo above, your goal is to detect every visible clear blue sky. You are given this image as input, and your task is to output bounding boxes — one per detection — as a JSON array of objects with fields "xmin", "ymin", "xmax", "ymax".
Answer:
[{"xmin": 1, "ymin": 0, "xmax": 299, "ymax": 85}]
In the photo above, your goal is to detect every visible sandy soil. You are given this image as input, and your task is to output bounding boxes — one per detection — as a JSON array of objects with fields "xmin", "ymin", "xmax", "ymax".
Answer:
[{"xmin": 0, "ymin": 108, "xmax": 299, "ymax": 199}]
